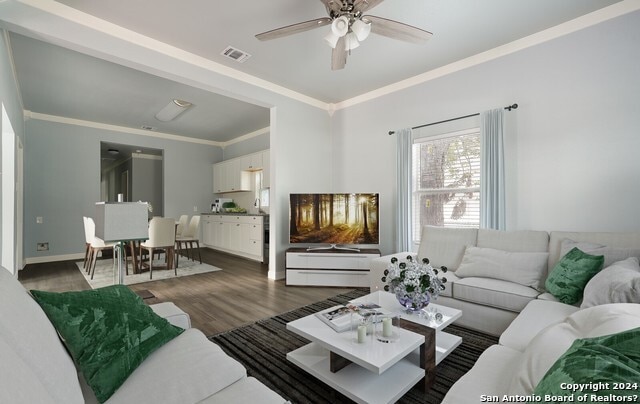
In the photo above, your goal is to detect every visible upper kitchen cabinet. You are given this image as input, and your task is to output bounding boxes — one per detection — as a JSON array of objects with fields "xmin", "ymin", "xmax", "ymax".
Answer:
[
  {"xmin": 213, "ymin": 149, "xmax": 269, "ymax": 194},
  {"xmin": 212, "ymin": 158, "xmax": 250, "ymax": 193},
  {"xmin": 240, "ymin": 152, "xmax": 263, "ymax": 171}
]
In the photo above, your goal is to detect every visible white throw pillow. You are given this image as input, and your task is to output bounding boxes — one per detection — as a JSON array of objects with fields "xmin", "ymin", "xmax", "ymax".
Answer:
[
  {"xmin": 455, "ymin": 246, "xmax": 549, "ymax": 291},
  {"xmin": 560, "ymin": 239, "xmax": 640, "ymax": 268},
  {"xmin": 580, "ymin": 257, "xmax": 640, "ymax": 308}
]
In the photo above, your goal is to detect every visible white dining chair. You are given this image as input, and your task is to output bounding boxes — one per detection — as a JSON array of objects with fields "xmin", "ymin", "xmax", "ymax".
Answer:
[
  {"xmin": 175, "ymin": 214, "xmax": 189, "ymax": 238},
  {"xmin": 139, "ymin": 217, "xmax": 177, "ymax": 279},
  {"xmin": 85, "ymin": 217, "xmax": 117, "ymax": 280},
  {"xmin": 176, "ymin": 215, "xmax": 202, "ymax": 265}
]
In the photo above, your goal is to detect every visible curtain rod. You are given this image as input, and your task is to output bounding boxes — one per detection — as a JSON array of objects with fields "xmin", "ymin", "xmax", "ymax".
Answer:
[{"xmin": 388, "ymin": 103, "xmax": 518, "ymax": 135}]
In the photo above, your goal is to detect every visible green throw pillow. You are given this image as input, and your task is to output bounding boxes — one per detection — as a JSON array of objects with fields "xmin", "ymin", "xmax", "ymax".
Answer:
[
  {"xmin": 545, "ymin": 247, "xmax": 604, "ymax": 304},
  {"xmin": 534, "ymin": 327, "xmax": 640, "ymax": 401},
  {"xmin": 31, "ymin": 285, "xmax": 184, "ymax": 403}
]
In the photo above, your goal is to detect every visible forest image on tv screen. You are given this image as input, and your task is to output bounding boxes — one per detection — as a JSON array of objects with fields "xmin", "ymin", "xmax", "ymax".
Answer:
[{"xmin": 289, "ymin": 193, "xmax": 379, "ymax": 244}]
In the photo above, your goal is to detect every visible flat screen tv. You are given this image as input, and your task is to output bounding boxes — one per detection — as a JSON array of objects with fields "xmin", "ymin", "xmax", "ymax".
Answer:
[{"xmin": 289, "ymin": 193, "xmax": 379, "ymax": 250}]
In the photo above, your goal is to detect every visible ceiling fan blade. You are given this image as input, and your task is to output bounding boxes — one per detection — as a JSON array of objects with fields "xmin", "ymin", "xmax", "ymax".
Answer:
[
  {"xmin": 256, "ymin": 17, "xmax": 332, "ymax": 41},
  {"xmin": 320, "ymin": 0, "xmax": 344, "ymax": 15},
  {"xmin": 364, "ymin": 15, "xmax": 432, "ymax": 43},
  {"xmin": 353, "ymin": 0, "xmax": 385, "ymax": 13},
  {"xmin": 331, "ymin": 37, "xmax": 347, "ymax": 70}
]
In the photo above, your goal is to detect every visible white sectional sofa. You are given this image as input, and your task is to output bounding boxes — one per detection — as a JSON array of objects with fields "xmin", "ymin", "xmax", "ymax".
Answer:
[
  {"xmin": 0, "ymin": 266, "xmax": 285, "ymax": 404},
  {"xmin": 442, "ymin": 301, "xmax": 640, "ymax": 403},
  {"xmin": 372, "ymin": 226, "xmax": 640, "ymax": 402},
  {"xmin": 370, "ymin": 226, "xmax": 640, "ymax": 335}
]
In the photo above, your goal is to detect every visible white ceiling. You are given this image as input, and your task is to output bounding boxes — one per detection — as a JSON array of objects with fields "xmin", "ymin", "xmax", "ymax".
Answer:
[{"xmin": 5, "ymin": 0, "xmax": 624, "ymax": 143}]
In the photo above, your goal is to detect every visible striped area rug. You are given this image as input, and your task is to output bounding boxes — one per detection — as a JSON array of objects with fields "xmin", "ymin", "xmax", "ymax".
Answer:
[{"xmin": 208, "ymin": 289, "xmax": 498, "ymax": 403}]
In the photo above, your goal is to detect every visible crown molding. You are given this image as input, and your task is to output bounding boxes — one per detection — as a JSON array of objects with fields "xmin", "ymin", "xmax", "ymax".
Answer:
[
  {"xmin": 220, "ymin": 126, "xmax": 270, "ymax": 148},
  {"xmin": 25, "ymin": 110, "xmax": 224, "ymax": 146},
  {"xmin": 333, "ymin": 0, "xmax": 640, "ymax": 110},
  {"xmin": 24, "ymin": 110, "xmax": 270, "ymax": 148},
  {"xmin": 3, "ymin": 0, "xmax": 329, "ymax": 111},
  {"xmin": 5, "ymin": 0, "xmax": 639, "ymax": 115}
]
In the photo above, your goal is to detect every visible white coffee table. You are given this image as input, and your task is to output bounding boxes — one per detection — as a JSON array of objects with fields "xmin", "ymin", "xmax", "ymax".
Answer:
[{"xmin": 286, "ymin": 291, "xmax": 462, "ymax": 404}]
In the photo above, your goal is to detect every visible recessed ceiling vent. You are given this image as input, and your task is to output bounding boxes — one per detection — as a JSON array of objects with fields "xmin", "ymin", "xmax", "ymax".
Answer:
[{"xmin": 221, "ymin": 46, "xmax": 251, "ymax": 63}]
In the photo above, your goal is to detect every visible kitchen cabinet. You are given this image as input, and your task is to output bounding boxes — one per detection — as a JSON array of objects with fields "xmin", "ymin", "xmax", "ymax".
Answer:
[
  {"xmin": 212, "ymin": 159, "xmax": 250, "ymax": 193},
  {"xmin": 201, "ymin": 214, "xmax": 264, "ymax": 262},
  {"xmin": 213, "ymin": 149, "xmax": 270, "ymax": 193},
  {"xmin": 240, "ymin": 152, "xmax": 263, "ymax": 171}
]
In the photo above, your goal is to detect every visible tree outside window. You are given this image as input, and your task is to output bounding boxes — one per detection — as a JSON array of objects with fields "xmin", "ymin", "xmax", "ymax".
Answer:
[{"xmin": 412, "ymin": 129, "xmax": 480, "ymax": 242}]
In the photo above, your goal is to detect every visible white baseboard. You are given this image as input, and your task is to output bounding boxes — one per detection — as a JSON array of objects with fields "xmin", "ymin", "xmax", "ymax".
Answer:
[{"xmin": 25, "ymin": 253, "xmax": 85, "ymax": 265}]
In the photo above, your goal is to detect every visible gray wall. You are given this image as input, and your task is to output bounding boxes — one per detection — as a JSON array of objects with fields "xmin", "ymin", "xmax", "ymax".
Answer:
[
  {"xmin": 131, "ymin": 155, "xmax": 163, "ymax": 217},
  {"xmin": 23, "ymin": 118, "xmax": 222, "ymax": 261},
  {"xmin": 332, "ymin": 10, "xmax": 640, "ymax": 255}
]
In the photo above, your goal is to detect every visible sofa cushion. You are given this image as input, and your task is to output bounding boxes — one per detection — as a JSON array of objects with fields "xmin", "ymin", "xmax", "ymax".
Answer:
[
  {"xmin": 438, "ymin": 271, "xmax": 459, "ymax": 298},
  {"xmin": 441, "ymin": 345, "xmax": 522, "ymax": 404},
  {"xmin": 81, "ymin": 329, "xmax": 248, "ymax": 404},
  {"xmin": 581, "ymin": 257, "xmax": 640, "ymax": 308},
  {"xmin": 455, "ymin": 246, "xmax": 548, "ymax": 291},
  {"xmin": 548, "ymin": 231, "xmax": 640, "ymax": 277},
  {"xmin": 560, "ymin": 238, "xmax": 640, "ymax": 268},
  {"xmin": 545, "ymin": 247, "xmax": 604, "ymax": 305},
  {"xmin": 508, "ymin": 303, "xmax": 640, "ymax": 396},
  {"xmin": 499, "ymin": 300, "xmax": 579, "ymax": 352},
  {"xmin": 417, "ymin": 226, "xmax": 478, "ymax": 271},
  {"xmin": 533, "ymin": 326, "xmax": 640, "ymax": 401},
  {"xmin": 0, "ymin": 267, "xmax": 84, "ymax": 404},
  {"xmin": 477, "ymin": 229, "xmax": 549, "ymax": 252},
  {"xmin": 31, "ymin": 285, "xmax": 184, "ymax": 403},
  {"xmin": 0, "ymin": 336, "xmax": 58, "ymax": 404},
  {"xmin": 198, "ymin": 377, "xmax": 285, "ymax": 404},
  {"xmin": 453, "ymin": 277, "xmax": 539, "ymax": 312},
  {"xmin": 150, "ymin": 302, "xmax": 192, "ymax": 329}
]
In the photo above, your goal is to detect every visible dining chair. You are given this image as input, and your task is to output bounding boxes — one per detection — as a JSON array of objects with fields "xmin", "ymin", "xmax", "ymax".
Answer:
[
  {"xmin": 82, "ymin": 216, "xmax": 92, "ymax": 272},
  {"xmin": 176, "ymin": 215, "xmax": 202, "ymax": 265},
  {"xmin": 175, "ymin": 214, "xmax": 189, "ymax": 238},
  {"xmin": 139, "ymin": 217, "xmax": 177, "ymax": 279},
  {"xmin": 85, "ymin": 217, "xmax": 117, "ymax": 280}
]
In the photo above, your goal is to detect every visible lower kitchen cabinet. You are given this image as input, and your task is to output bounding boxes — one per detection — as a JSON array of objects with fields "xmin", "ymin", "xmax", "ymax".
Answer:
[{"xmin": 202, "ymin": 214, "xmax": 264, "ymax": 262}]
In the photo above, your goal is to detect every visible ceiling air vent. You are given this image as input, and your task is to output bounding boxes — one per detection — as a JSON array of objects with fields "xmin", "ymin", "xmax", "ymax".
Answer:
[{"xmin": 221, "ymin": 46, "xmax": 251, "ymax": 63}]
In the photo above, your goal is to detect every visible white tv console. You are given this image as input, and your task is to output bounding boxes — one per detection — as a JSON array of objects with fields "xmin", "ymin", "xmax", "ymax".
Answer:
[{"xmin": 285, "ymin": 248, "xmax": 381, "ymax": 287}]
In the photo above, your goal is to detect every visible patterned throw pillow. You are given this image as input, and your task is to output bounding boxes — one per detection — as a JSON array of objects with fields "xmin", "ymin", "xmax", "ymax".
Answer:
[
  {"xmin": 545, "ymin": 247, "xmax": 604, "ymax": 305},
  {"xmin": 31, "ymin": 285, "xmax": 184, "ymax": 403},
  {"xmin": 534, "ymin": 327, "xmax": 640, "ymax": 400}
]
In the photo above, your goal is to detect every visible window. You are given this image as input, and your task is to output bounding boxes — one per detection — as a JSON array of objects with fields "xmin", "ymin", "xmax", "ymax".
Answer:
[{"xmin": 411, "ymin": 128, "xmax": 480, "ymax": 241}]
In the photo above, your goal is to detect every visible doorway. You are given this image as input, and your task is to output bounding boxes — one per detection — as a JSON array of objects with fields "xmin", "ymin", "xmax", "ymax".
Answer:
[{"xmin": 100, "ymin": 142, "xmax": 164, "ymax": 217}]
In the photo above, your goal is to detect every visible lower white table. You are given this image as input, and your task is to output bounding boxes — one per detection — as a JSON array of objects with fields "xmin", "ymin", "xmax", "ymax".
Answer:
[{"xmin": 286, "ymin": 291, "xmax": 462, "ymax": 404}]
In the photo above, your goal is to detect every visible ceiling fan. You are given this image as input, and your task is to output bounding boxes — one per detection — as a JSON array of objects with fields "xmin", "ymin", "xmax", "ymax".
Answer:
[{"xmin": 255, "ymin": 0, "xmax": 432, "ymax": 70}]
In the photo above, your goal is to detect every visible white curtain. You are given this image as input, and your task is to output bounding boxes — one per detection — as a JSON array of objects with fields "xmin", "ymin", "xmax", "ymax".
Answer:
[
  {"xmin": 395, "ymin": 128, "xmax": 413, "ymax": 251},
  {"xmin": 480, "ymin": 109, "xmax": 506, "ymax": 230}
]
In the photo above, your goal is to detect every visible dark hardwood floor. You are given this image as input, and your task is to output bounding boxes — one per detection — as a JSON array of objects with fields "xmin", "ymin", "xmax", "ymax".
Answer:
[{"xmin": 19, "ymin": 248, "xmax": 355, "ymax": 336}]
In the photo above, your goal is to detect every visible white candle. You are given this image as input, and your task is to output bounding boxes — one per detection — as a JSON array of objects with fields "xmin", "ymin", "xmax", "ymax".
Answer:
[
  {"xmin": 382, "ymin": 317, "xmax": 392, "ymax": 337},
  {"xmin": 357, "ymin": 325, "xmax": 367, "ymax": 343}
]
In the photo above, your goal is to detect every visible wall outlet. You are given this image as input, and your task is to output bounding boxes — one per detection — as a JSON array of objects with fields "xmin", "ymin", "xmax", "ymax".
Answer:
[
  {"xmin": 194, "ymin": 206, "xmax": 198, "ymax": 212},
  {"xmin": 36, "ymin": 216, "xmax": 43, "ymax": 224},
  {"xmin": 36, "ymin": 242, "xmax": 49, "ymax": 251}
]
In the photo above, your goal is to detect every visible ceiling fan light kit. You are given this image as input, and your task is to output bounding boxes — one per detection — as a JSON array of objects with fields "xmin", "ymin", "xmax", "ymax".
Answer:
[
  {"xmin": 351, "ymin": 18, "xmax": 371, "ymax": 41},
  {"xmin": 331, "ymin": 16, "xmax": 349, "ymax": 36},
  {"xmin": 255, "ymin": 0, "xmax": 432, "ymax": 70}
]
